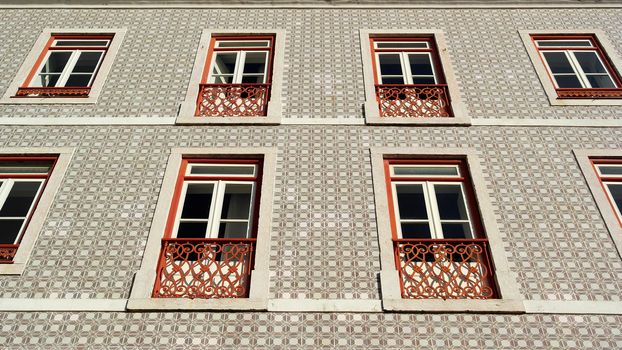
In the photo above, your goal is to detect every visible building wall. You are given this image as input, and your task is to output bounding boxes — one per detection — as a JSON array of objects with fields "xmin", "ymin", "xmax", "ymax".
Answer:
[{"xmin": 0, "ymin": 5, "xmax": 621, "ymax": 349}]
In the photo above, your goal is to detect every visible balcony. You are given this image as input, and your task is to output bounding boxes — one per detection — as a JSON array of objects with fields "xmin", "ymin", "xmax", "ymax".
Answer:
[
  {"xmin": 15, "ymin": 87, "xmax": 91, "ymax": 97},
  {"xmin": 376, "ymin": 84, "xmax": 452, "ymax": 118},
  {"xmin": 0, "ymin": 244, "xmax": 18, "ymax": 263},
  {"xmin": 152, "ymin": 238, "xmax": 255, "ymax": 299},
  {"xmin": 394, "ymin": 239, "xmax": 496, "ymax": 299},
  {"xmin": 196, "ymin": 83, "xmax": 270, "ymax": 117},
  {"xmin": 556, "ymin": 88, "xmax": 622, "ymax": 99}
]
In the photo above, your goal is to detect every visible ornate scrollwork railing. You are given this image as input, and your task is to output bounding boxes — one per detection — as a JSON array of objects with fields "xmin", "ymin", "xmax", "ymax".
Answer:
[
  {"xmin": 394, "ymin": 239, "xmax": 496, "ymax": 299},
  {"xmin": 15, "ymin": 87, "xmax": 91, "ymax": 97},
  {"xmin": 375, "ymin": 84, "xmax": 452, "ymax": 118},
  {"xmin": 196, "ymin": 83, "xmax": 270, "ymax": 117},
  {"xmin": 0, "ymin": 244, "xmax": 19, "ymax": 263},
  {"xmin": 556, "ymin": 88, "xmax": 622, "ymax": 99},
  {"xmin": 152, "ymin": 238, "xmax": 255, "ymax": 299}
]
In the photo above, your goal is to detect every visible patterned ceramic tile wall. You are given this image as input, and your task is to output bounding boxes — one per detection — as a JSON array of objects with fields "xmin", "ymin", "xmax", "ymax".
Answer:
[
  {"xmin": 0, "ymin": 8, "xmax": 621, "ymax": 121},
  {"xmin": 0, "ymin": 125, "xmax": 620, "ymax": 302},
  {"xmin": 0, "ymin": 311, "xmax": 621, "ymax": 349}
]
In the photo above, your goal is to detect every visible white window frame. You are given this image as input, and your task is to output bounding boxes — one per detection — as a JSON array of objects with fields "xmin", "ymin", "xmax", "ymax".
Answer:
[
  {"xmin": 537, "ymin": 47, "xmax": 617, "ymax": 89},
  {"xmin": 0, "ymin": 179, "xmax": 46, "ymax": 245},
  {"xmin": 0, "ymin": 148, "xmax": 74, "ymax": 275},
  {"xmin": 127, "ymin": 147, "xmax": 277, "ymax": 311},
  {"xmin": 375, "ymin": 51, "xmax": 438, "ymax": 85},
  {"xmin": 360, "ymin": 29, "xmax": 470, "ymax": 125},
  {"xmin": 32, "ymin": 48, "xmax": 106, "ymax": 88},
  {"xmin": 0, "ymin": 28, "xmax": 126, "ymax": 105},
  {"xmin": 207, "ymin": 49, "xmax": 269, "ymax": 84},
  {"xmin": 370, "ymin": 147, "xmax": 523, "ymax": 312},
  {"xmin": 177, "ymin": 29, "xmax": 286, "ymax": 125},
  {"xmin": 519, "ymin": 29, "xmax": 622, "ymax": 106}
]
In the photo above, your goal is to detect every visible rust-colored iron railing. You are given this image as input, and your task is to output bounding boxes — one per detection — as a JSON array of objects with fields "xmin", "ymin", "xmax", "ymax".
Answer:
[
  {"xmin": 376, "ymin": 84, "xmax": 452, "ymax": 118},
  {"xmin": 394, "ymin": 239, "xmax": 497, "ymax": 299},
  {"xmin": 556, "ymin": 88, "xmax": 622, "ymax": 99},
  {"xmin": 15, "ymin": 87, "xmax": 91, "ymax": 97},
  {"xmin": 153, "ymin": 238, "xmax": 255, "ymax": 299},
  {"xmin": 196, "ymin": 83, "xmax": 270, "ymax": 117},
  {"xmin": 0, "ymin": 244, "xmax": 18, "ymax": 263}
]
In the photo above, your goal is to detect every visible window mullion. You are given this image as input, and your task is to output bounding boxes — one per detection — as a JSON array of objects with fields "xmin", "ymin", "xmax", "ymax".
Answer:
[
  {"xmin": 458, "ymin": 183, "xmax": 475, "ymax": 239},
  {"xmin": 424, "ymin": 182, "xmax": 441, "ymax": 239},
  {"xmin": 234, "ymin": 51, "xmax": 245, "ymax": 84},
  {"xmin": 245, "ymin": 182, "xmax": 256, "ymax": 238},
  {"xmin": 568, "ymin": 51, "xmax": 590, "ymax": 88},
  {"xmin": 172, "ymin": 182, "xmax": 190, "ymax": 238},
  {"xmin": 0, "ymin": 180, "xmax": 12, "ymax": 214},
  {"xmin": 209, "ymin": 181, "xmax": 226, "ymax": 238},
  {"xmin": 401, "ymin": 52, "xmax": 413, "ymax": 85},
  {"xmin": 390, "ymin": 182, "xmax": 404, "ymax": 239},
  {"xmin": 57, "ymin": 51, "xmax": 80, "ymax": 87}
]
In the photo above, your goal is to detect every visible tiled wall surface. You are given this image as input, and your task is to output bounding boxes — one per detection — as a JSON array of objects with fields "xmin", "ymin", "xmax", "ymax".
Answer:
[
  {"xmin": 0, "ymin": 125, "xmax": 619, "ymax": 302},
  {"xmin": 0, "ymin": 311, "xmax": 621, "ymax": 349},
  {"xmin": 0, "ymin": 8, "xmax": 621, "ymax": 121}
]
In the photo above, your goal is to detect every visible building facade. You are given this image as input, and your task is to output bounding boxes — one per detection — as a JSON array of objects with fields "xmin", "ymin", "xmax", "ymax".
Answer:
[{"xmin": 0, "ymin": 0, "xmax": 621, "ymax": 348}]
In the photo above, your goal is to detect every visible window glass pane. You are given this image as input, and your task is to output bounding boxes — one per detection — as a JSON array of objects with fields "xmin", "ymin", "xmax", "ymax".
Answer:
[
  {"xmin": 378, "ymin": 54, "xmax": 403, "ymax": 76},
  {"xmin": 553, "ymin": 75, "xmax": 583, "ymax": 88},
  {"xmin": 0, "ymin": 181, "xmax": 41, "ymax": 217},
  {"xmin": 54, "ymin": 40, "xmax": 109, "ymax": 47},
  {"xmin": 381, "ymin": 76, "xmax": 405, "ymax": 84},
  {"xmin": 400, "ymin": 222, "xmax": 432, "ymax": 239},
  {"xmin": 210, "ymin": 75, "xmax": 234, "ymax": 84},
  {"xmin": 411, "ymin": 77, "xmax": 436, "ymax": 85},
  {"xmin": 395, "ymin": 184, "xmax": 428, "ymax": 220},
  {"xmin": 176, "ymin": 222, "xmax": 208, "ymax": 239},
  {"xmin": 0, "ymin": 160, "xmax": 53, "ymax": 174},
  {"xmin": 189, "ymin": 164, "xmax": 255, "ymax": 176},
  {"xmin": 218, "ymin": 222, "xmax": 249, "ymax": 239},
  {"xmin": 440, "ymin": 223, "xmax": 472, "ymax": 239},
  {"xmin": 241, "ymin": 75, "xmax": 265, "ymax": 84},
  {"xmin": 216, "ymin": 41, "xmax": 270, "ymax": 48},
  {"xmin": 392, "ymin": 165, "xmax": 459, "ymax": 177},
  {"xmin": 606, "ymin": 183, "xmax": 622, "ymax": 215},
  {"xmin": 39, "ymin": 52, "xmax": 72, "ymax": 74},
  {"xmin": 180, "ymin": 183, "xmax": 214, "ymax": 219},
  {"xmin": 536, "ymin": 40, "xmax": 592, "ymax": 47},
  {"xmin": 376, "ymin": 42, "xmax": 428, "ymax": 49},
  {"xmin": 586, "ymin": 75, "xmax": 616, "ymax": 88},
  {"xmin": 574, "ymin": 51, "xmax": 607, "ymax": 74},
  {"xmin": 408, "ymin": 54, "xmax": 434, "ymax": 76},
  {"xmin": 221, "ymin": 184, "xmax": 253, "ymax": 220},
  {"xmin": 542, "ymin": 52, "xmax": 575, "ymax": 74},
  {"xmin": 0, "ymin": 219, "xmax": 24, "ymax": 244},
  {"xmin": 598, "ymin": 165, "xmax": 622, "ymax": 176},
  {"xmin": 72, "ymin": 52, "xmax": 103, "ymax": 73},
  {"xmin": 31, "ymin": 74, "xmax": 61, "ymax": 87},
  {"xmin": 64, "ymin": 74, "xmax": 93, "ymax": 87},
  {"xmin": 243, "ymin": 52, "xmax": 267, "ymax": 74},
  {"xmin": 212, "ymin": 53, "xmax": 238, "ymax": 75},
  {"xmin": 434, "ymin": 184, "xmax": 469, "ymax": 221}
]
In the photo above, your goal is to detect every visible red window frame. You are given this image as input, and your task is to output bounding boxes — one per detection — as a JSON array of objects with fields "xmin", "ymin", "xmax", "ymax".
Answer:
[
  {"xmin": 591, "ymin": 158, "xmax": 622, "ymax": 228},
  {"xmin": 531, "ymin": 34, "xmax": 622, "ymax": 99},
  {"xmin": 16, "ymin": 34, "xmax": 114, "ymax": 98},
  {"xmin": 0, "ymin": 156, "xmax": 58, "ymax": 263}
]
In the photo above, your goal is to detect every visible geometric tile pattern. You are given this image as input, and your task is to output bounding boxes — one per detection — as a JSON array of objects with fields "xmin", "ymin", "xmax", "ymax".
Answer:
[
  {"xmin": 0, "ymin": 9, "xmax": 621, "ymax": 121},
  {"xmin": 0, "ymin": 311, "xmax": 621, "ymax": 349},
  {"xmin": 0, "ymin": 126, "xmax": 620, "ymax": 302}
]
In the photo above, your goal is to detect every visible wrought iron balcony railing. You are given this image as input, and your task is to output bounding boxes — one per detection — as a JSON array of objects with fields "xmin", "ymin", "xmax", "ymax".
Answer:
[
  {"xmin": 376, "ymin": 84, "xmax": 452, "ymax": 118},
  {"xmin": 15, "ymin": 87, "xmax": 91, "ymax": 97},
  {"xmin": 152, "ymin": 238, "xmax": 255, "ymax": 299},
  {"xmin": 394, "ymin": 239, "xmax": 497, "ymax": 299},
  {"xmin": 0, "ymin": 244, "xmax": 18, "ymax": 263},
  {"xmin": 196, "ymin": 83, "xmax": 270, "ymax": 117},
  {"xmin": 556, "ymin": 88, "xmax": 622, "ymax": 99}
]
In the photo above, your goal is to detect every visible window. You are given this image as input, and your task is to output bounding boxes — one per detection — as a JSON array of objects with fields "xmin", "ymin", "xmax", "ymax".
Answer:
[
  {"xmin": 592, "ymin": 159, "xmax": 622, "ymax": 227},
  {"xmin": 532, "ymin": 35, "xmax": 622, "ymax": 98},
  {"xmin": 384, "ymin": 159, "xmax": 496, "ymax": 299},
  {"xmin": 152, "ymin": 159, "xmax": 262, "ymax": 299},
  {"xmin": 1, "ymin": 29, "xmax": 126, "ymax": 104},
  {"xmin": 360, "ymin": 31, "xmax": 469, "ymax": 125},
  {"xmin": 177, "ymin": 30, "xmax": 285, "ymax": 124},
  {"xmin": 195, "ymin": 36, "xmax": 275, "ymax": 117},
  {"xmin": 0, "ymin": 157, "xmax": 57, "ymax": 264}
]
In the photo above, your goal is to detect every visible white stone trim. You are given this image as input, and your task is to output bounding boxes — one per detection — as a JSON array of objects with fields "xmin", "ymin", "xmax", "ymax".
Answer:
[
  {"xmin": 127, "ymin": 147, "xmax": 277, "ymax": 311},
  {"xmin": 519, "ymin": 29, "xmax": 622, "ymax": 106},
  {"xmin": 369, "ymin": 147, "xmax": 523, "ymax": 313},
  {"xmin": 0, "ymin": 117, "xmax": 176, "ymax": 125},
  {"xmin": 573, "ymin": 149, "xmax": 622, "ymax": 258},
  {"xmin": 472, "ymin": 118, "xmax": 622, "ymax": 127},
  {"xmin": 0, "ymin": 147, "xmax": 74, "ymax": 275},
  {"xmin": 176, "ymin": 29, "xmax": 285, "ymax": 125},
  {"xmin": 0, "ymin": 28, "xmax": 126, "ymax": 105},
  {"xmin": 0, "ymin": 298, "xmax": 127, "ymax": 312},
  {"xmin": 359, "ymin": 29, "xmax": 470, "ymax": 125},
  {"xmin": 268, "ymin": 299, "xmax": 382, "ymax": 312},
  {"xmin": 523, "ymin": 300, "xmax": 622, "ymax": 315}
]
